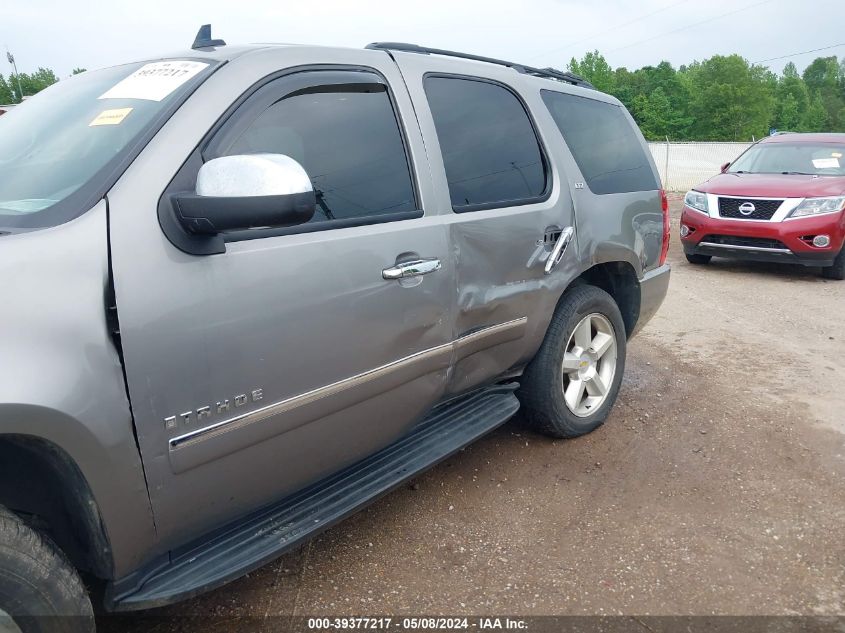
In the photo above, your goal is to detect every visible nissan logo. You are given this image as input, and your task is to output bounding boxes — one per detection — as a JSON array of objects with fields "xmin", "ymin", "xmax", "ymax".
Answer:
[{"xmin": 738, "ymin": 202, "xmax": 756, "ymax": 216}]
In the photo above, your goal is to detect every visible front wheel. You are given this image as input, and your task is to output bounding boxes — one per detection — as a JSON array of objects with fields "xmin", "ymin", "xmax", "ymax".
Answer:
[
  {"xmin": 821, "ymin": 248, "xmax": 844, "ymax": 280},
  {"xmin": 0, "ymin": 507, "xmax": 94, "ymax": 633},
  {"xmin": 518, "ymin": 285, "xmax": 626, "ymax": 439}
]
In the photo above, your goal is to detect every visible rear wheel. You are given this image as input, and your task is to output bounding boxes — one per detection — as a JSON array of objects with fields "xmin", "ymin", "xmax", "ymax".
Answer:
[
  {"xmin": 518, "ymin": 285, "xmax": 626, "ymax": 439},
  {"xmin": 0, "ymin": 507, "xmax": 93, "ymax": 633},
  {"xmin": 821, "ymin": 248, "xmax": 844, "ymax": 280},
  {"xmin": 685, "ymin": 253, "xmax": 711, "ymax": 265}
]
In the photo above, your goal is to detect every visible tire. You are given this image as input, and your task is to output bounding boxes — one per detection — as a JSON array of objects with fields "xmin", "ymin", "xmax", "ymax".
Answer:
[
  {"xmin": 821, "ymin": 248, "xmax": 844, "ymax": 280},
  {"xmin": 685, "ymin": 253, "xmax": 711, "ymax": 265},
  {"xmin": 517, "ymin": 284, "xmax": 627, "ymax": 439},
  {"xmin": 0, "ymin": 507, "xmax": 94, "ymax": 633}
]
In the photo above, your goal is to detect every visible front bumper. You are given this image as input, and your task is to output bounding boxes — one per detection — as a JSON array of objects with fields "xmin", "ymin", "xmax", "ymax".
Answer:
[{"xmin": 680, "ymin": 207, "xmax": 845, "ymax": 267}]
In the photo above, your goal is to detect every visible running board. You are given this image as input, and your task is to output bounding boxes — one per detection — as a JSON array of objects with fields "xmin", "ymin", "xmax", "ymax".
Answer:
[{"xmin": 108, "ymin": 384, "xmax": 520, "ymax": 610}]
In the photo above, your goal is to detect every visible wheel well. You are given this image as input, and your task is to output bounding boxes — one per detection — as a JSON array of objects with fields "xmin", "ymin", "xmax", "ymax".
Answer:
[
  {"xmin": 0, "ymin": 435, "xmax": 112, "ymax": 579},
  {"xmin": 569, "ymin": 262, "xmax": 641, "ymax": 337}
]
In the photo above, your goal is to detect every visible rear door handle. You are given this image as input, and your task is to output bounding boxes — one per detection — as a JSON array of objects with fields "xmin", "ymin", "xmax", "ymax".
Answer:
[
  {"xmin": 382, "ymin": 257, "xmax": 442, "ymax": 280},
  {"xmin": 544, "ymin": 226, "xmax": 575, "ymax": 275}
]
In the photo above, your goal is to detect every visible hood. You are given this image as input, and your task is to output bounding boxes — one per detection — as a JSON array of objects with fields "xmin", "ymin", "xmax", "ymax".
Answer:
[{"xmin": 696, "ymin": 173, "xmax": 845, "ymax": 198}]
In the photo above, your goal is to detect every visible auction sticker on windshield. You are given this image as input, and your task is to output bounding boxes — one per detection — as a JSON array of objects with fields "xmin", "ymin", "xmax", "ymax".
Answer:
[
  {"xmin": 813, "ymin": 157, "xmax": 840, "ymax": 169},
  {"xmin": 89, "ymin": 107, "xmax": 133, "ymax": 126},
  {"xmin": 99, "ymin": 61, "xmax": 208, "ymax": 102}
]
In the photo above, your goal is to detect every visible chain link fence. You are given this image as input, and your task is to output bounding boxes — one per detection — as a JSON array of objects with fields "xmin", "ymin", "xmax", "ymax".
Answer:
[{"xmin": 648, "ymin": 141, "xmax": 752, "ymax": 192}]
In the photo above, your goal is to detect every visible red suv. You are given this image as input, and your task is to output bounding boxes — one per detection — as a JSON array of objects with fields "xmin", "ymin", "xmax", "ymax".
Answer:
[{"xmin": 680, "ymin": 133, "xmax": 845, "ymax": 280}]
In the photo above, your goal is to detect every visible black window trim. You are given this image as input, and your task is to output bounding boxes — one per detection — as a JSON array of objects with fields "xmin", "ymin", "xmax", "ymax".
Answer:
[
  {"xmin": 158, "ymin": 64, "xmax": 423, "ymax": 255},
  {"xmin": 422, "ymin": 72, "xmax": 553, "ymax": 214}
]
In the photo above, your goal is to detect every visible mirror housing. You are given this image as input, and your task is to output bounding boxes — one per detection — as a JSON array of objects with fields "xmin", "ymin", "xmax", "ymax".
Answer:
[
  {"xmin": 720, "ymin": 161, "xmax": 731, "ymax": 174},
  {"xmin": 174, "ymin": 154, "xmax": 316, "ymax": 235}
]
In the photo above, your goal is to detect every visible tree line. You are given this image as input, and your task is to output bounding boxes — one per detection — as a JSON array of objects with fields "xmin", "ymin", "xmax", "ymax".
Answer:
[
  {"xmin": 2, "ymin": 51, "xmax": 844, "ymax": 141},
  {"xmin": 0, "ymin": 67, "xmax": 84, "ymax": 104},
  {"xmin": 568, "ymin": 51, "xmax": 845, "ymax": 141}
]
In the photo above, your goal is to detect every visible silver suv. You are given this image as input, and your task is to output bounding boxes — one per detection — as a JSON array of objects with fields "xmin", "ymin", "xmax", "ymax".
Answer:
[{"xmin": 0, "ymin": 30, "xmax": 670, "ymax": 630}]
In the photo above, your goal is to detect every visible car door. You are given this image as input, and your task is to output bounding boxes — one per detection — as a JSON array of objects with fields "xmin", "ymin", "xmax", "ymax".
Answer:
[
  {"xmin": 393, "ymin": 53, "xmax": 580, "ymax": 396},
  {"xmin": 107, "ymin": 50, "xmax": 454, "ymax": 548}
]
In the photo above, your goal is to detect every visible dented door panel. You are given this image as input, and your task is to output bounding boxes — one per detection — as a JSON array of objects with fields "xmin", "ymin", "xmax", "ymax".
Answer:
[{"xmin": 392, "ymin": 52, "xmax": 581, "ymax": 396}]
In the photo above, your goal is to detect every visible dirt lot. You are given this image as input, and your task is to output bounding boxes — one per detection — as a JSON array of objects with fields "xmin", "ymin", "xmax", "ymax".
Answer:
[{"xmin": 102, "ymin": 199, "xmax": 845, "ymax": 629}]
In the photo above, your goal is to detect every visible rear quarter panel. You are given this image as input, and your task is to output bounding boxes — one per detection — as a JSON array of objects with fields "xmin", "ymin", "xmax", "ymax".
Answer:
[
  {"xmin": 575, "ymin": 187, "xmax": 663, "ymax": 277},
  {"xmin": 574, "ymin": 108, "xmax": 663, "ymax": 276},
  {"xmin": 539, "ymin": 89, "xmax": 664, "ymax": 276}
]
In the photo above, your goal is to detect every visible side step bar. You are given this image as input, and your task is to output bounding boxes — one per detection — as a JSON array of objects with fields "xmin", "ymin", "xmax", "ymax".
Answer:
[{"xmin": 109, "ymin": 384, "xmax": 520, "ymax": 610}]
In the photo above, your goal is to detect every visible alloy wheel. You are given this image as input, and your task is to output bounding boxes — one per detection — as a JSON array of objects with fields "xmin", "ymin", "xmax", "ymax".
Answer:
[{"xmin": 560, "ymin": 313, "xmax": 618, "ymax": 417}]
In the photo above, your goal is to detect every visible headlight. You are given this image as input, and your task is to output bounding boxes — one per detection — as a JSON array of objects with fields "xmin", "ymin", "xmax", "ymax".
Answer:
[
  {"xmin": 789, "ymin": 196, "xmax": 845, "ymax": 218},
  {"xmin": 684, "ymin": 190, "xmax": 709, "ymax": 214}
]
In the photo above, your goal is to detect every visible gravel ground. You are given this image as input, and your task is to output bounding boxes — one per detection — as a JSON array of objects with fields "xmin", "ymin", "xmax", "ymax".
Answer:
[{"xmin": 101, "ymin": 200, "xmax": 845, "ymax": 629}]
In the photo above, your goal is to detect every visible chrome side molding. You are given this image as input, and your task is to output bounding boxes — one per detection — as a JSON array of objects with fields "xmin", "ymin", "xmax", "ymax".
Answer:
[{"xmin": 168, "ymin": 317, "xmax": 528, "ymax": 465}]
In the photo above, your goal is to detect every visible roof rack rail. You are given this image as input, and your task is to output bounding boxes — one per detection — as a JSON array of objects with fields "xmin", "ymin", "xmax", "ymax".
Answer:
[{"xmin": 365, "ymin": 42, "xmax": 594, "ymax": 90}]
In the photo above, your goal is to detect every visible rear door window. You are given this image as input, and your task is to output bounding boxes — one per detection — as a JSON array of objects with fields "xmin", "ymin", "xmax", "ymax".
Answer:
[
  {"xmin": 541, "ymin": 90, "xmax": 658, "ymax": 195},
  {"xmin": 424, "ymin": 76, "xmax": 548, "ymax": 211}
]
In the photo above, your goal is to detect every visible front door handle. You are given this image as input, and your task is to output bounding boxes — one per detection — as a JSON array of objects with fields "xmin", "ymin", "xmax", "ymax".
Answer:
[
  {"xmin": 382, "ymin": 257, "xmax": 442, "ymax": 280},
  {"xmin": 544, "ymin": 226, "xmax": 575, "ymax": 275}
]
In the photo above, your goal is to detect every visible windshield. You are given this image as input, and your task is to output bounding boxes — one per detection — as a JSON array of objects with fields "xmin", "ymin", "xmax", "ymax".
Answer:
[
  {"xmin": 0, "ymin": 59, "xmax": 214, "ymax": 229},
  {"xmin": 729, "ymin": 142, "xmax": 845, "ymax": 176}
]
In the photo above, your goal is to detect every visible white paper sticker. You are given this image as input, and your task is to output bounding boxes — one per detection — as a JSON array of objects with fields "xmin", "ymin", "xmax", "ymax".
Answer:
[
  {"xmin": 812, "ymin": 157, "xmax": 840, "ymax": 169},
  {"xmin": 99, "ymin": 61, "xmax": 208, "ymax": 102}
]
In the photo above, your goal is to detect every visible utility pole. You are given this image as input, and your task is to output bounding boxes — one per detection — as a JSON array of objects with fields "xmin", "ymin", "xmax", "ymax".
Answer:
[{"xmin": 6, "ymin": 49, "xmax": 24, "ymax": 103}]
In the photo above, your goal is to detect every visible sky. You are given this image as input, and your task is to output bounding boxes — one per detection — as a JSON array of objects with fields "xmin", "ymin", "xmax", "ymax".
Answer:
[{"xmin": 1, "ymin": 0, "xmax": 844, "ymax": 80}]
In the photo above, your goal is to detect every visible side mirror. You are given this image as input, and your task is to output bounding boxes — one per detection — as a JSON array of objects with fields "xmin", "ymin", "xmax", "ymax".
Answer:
[
  {"xmin": 173, "ymin": 154, "xmax": 316, "ymax": 235},
  {"xmin": 720, "ymin": 162, "xmax": 731, "ymax": 174}
]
